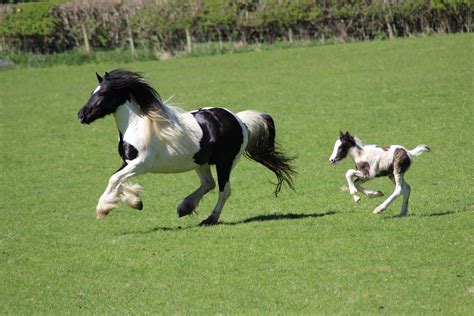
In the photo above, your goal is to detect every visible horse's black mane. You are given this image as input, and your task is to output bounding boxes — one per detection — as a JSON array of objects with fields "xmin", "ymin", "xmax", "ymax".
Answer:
[{"xmin": 104, "ymin": 69, "xmax": 164, "ymax": 113}]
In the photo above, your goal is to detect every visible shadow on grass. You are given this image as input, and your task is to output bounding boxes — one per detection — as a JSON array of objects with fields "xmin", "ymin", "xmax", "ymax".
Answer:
[
  {"xmin": 425, "ymin": 211, "xmax": 456, "ymax": 216},
  {"xmin": 220, "ymin": 211, "xmax": 336, "ymax": 226},
  {"xmin": 382, "ymin": 210, "xmax": 461, "ymax": 219},
  {"xmin": 117, "ymin": 211, "xmax": 336, "ymax": 235}
]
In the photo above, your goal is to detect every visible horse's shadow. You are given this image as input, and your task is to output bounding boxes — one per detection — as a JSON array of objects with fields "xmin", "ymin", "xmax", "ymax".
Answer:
[
  {"xmin": 117, "ymin": 211, "xmax": 336, "ymax": 235},
  {"xmin": 221, "ymin": 211, "xmax": 336, "ymax": 226}
]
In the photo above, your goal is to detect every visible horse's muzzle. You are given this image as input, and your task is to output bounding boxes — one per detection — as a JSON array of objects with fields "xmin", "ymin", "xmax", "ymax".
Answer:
[{"xmin": 77, "ymin": 108, "xmax": 91, "ymax": 124}]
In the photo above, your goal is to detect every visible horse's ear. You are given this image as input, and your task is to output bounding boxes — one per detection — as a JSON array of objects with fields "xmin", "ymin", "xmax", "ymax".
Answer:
[
  {"xmin": 96, "ymin": 72, "xmax": 103, "ymax": 83},
  {"xmin": 104, "ymin": 71, "xmax": 110, "ymax": 79},
  {"xmin": 339, "ymin": 131, "xmax": 344, "ymax": 138},
  {"xmin": 345, "ymin": 131, "xmax": 351, "ymax": 137}
]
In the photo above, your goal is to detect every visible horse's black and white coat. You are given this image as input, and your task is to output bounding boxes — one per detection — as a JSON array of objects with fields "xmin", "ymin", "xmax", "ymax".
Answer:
[
  {"xmin": 78, "ymin": 69, "xmax": 295, "ymax": 225},
  {"xmin": 329, "ymin": 131, "xmax": 430, "ymax": 216}
]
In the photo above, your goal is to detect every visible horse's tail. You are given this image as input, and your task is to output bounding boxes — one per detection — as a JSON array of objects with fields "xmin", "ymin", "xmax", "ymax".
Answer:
[
  {"xmin": 408, "ymin": 144, "xmax": 431, "ymax": 157},
  {"xmin": 236, "ymin": 110, "xmax": 296, "ymax": 196}
]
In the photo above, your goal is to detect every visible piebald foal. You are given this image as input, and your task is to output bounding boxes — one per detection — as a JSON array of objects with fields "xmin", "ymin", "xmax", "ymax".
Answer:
[{"xmin": 329, "ymin": 131, "xmax": 430, "ymax": 216}]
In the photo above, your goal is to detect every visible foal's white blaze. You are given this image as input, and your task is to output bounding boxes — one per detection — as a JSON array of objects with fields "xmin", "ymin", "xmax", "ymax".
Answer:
[{"xmin": 329, "ymin": 139, "xmax": 342, "ymax": 163}]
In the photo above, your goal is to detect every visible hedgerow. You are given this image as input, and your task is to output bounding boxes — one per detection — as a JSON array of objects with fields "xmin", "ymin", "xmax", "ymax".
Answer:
[{"xmin": 0, "ymin": 0, "xmax": 471, "ymax": 55}]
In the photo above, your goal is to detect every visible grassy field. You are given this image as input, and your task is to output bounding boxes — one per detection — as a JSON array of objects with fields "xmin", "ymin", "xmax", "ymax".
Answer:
[{"xmin": 1, "ymin": 34, "xmax": 472, "ymax": 314}]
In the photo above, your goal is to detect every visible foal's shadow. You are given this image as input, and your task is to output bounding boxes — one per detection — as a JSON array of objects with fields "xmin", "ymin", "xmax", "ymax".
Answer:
[
  {"xmin": 383, "ymin": 210, "xmax": 460, "ymax": 219},
  {"xmin": 117, "ymin": 211, "xmax": 336, "ymax": 235}
]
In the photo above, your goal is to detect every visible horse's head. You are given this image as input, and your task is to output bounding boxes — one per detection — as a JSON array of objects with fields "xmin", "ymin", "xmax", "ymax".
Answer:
[
  {"xmin": 329, "ymin": 131, "xmax": 356, "ymax": 164},
  {"xmin": 77, "ymin": 72, "xmax": 129, "ymax": 124}
]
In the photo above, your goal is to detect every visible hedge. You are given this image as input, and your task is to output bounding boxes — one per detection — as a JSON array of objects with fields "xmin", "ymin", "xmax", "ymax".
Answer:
[{"xmin": 0, "ymin": 0, "xmax": 472, "ymax": 54}]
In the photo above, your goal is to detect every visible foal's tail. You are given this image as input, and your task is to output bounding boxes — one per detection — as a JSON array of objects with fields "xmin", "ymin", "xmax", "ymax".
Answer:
[
  {"xmin": 408, "ymin": 144, "xmax": 431, "ymax": 157},
  {"xmin": 236, "ymin": 110, "xmax": 296, "ymax": 196}
]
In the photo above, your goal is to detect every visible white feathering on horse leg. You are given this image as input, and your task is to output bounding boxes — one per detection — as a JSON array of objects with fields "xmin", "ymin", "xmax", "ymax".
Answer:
[
  {"xmin": 96, "ymin": 201, "xmax": 118, "ymax": 219},
  {"xmin": 120, "ymin": 183, "xmax": 143, "ymax": 210}
]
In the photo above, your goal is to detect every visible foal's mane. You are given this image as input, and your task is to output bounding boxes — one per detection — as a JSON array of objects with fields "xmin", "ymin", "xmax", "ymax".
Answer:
[
  {"xmin": 105, "ymin": 69, "xmax": 171, "ymax": 120},
  {"xmin": 353, "ymin": 136, "xmax": 365, "ymax": 148}
]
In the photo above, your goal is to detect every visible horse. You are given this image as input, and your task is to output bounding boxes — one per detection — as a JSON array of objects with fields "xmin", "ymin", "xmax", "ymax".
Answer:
[
  {"xmin": 329, "ymin": 131, "xmax": 430, "ymax": 216},
  {"xmin": 77, "ymin": 69, "xmax": 296, "ymax": 225}
]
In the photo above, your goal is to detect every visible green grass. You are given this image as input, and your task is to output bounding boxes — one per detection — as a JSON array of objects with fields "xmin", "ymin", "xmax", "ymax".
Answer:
[{"xmin": 0, "ymin": 34, "xmax": 473, "ymax": 314}]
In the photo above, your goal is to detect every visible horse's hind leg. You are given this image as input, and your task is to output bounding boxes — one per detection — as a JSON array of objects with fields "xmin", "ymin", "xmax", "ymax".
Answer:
[
  {"xmin": 177, "ymin": 164, "xmax": 215, "ymax": 217},
  {"xmin": 200, "ymin": 162, "xmax": 233, "ymax": 226}
]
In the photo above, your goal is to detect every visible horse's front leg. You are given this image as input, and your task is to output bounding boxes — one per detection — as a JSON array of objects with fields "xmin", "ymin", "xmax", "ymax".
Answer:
[
  {"xmin": 177, "ymin": 164, "xmax": 216, "ymax": 217},
  {"xmin": 354, "ymin": 178, "xmax": 384, "ymax": 199},
  {"xmin": 96, "ymin": 163, "xmax": 144, "ymax": 219},
  {"xmin": 345, "ymin": 169, "xmax": 364, "ymax": 203}
]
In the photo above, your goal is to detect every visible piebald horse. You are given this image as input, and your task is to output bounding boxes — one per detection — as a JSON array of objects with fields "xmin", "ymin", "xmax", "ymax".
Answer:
[
  {"xmin": 78, "ymin": 69, "xmax": 296, "ymax": 225},
  {"xmin": 329, "ymin": 131, "xmax": 430, "ymax": 216}
]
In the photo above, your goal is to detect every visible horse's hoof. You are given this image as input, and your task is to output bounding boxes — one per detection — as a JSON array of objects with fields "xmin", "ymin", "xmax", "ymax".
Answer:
[
  {"xmin": 177, "ymin": 201, "xmax": 195, "ymax": 218},
  {"xmin": 375, "ymin": 191, "xmax": 384, "ymax": 197},
  {"xmin": 96, "ymin": 210, "xmax": 109, "ymax": 219},
  {"xmin": 96, "ymin": 202, "xmax": 116, "ymax": 219},
  {"xmin": 135, "ymin": 201, "xmax": 143, "ymax": 210},
  {"xmin": 199, "ymin": 217, "xmax": 218, "ymax": 226}
]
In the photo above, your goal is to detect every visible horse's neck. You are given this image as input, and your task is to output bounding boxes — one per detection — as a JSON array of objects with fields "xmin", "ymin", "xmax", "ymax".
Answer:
[{"xmin": 114, "ymin": 100, "xmax": 143, "ymax": 135}]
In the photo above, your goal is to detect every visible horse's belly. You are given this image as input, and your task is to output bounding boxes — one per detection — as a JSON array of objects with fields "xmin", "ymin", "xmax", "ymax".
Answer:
[{"xmin": 146, "ymin": 153, "xmax": 199, "ymax": 174}]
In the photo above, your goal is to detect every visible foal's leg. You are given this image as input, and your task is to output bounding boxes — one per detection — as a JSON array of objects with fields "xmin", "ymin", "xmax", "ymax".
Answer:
[
  {"xmin": 373, "ymin": 174, "xmax": 403, "ymax": 214},
  {"xmin": 399, "ymin": 178, "xmax": 411, "ymax": 217},
  {"xmin": 345, "ymin": 169, "xmax": 364, "ymax": 203},
  {"xmin": 354, "ymin": 178, "xmax": 384, "ymax": 199},
  {"xmin": 96, "ymin": 163, "xmax": 144, "ymax": 219},
  {"xmin": 200, "ymin": 162, "xmax": 233, "ymax": 226},
  {"xmin": 177, "ymin": 164, "xmax": 216, "ymax": 217}
]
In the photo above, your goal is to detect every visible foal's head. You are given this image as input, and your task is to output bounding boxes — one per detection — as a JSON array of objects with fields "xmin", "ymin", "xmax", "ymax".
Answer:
[
  {"xmin": 329, "ymin": 131, "xmax": 357, "ymax": 164},
  {"xmin": 77, "ymin": 70, "xmax": 162, "ymax": 124}
]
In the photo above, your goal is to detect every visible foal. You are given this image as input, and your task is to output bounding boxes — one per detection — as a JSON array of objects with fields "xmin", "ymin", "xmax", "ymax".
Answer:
[{"xmin": 329, "ymin": 131, "xmax": 430, "ymax": 216}]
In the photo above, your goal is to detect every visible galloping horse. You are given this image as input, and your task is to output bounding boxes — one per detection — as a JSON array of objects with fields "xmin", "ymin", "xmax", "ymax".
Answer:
[
  {"xmin": 329, "ymin": 131, "xmax": 430, "ymax": 216},
  {"xmin": 78, "ymin": 69, "xmax": 296, "ymax": 225}
]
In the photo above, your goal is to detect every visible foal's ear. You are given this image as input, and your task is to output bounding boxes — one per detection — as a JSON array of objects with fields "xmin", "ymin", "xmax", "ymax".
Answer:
[
  {"xmin": 96, "ymin": 72, "xmax": 103, "ymax": 83},
  {"xmin": 339, "ymin": 130, "xmax": 344, "ymax": 138}
]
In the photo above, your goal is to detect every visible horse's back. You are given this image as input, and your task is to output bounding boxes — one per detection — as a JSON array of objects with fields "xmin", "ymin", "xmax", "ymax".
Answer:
[{"xmin": 191, "ymin": 107, "xmax": 247, "ymax": 166}]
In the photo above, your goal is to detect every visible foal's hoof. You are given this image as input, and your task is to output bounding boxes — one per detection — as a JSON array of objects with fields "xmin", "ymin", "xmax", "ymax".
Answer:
[
  {"xmin": 352, "ymin": 195, "xmax": 361, "ymax": 203},
  {"xmin": 199, "ymin": 216, "xmax": 218, "ymax": 226},
  {"xmin": 177, "ymin": 200, "xmax": 195, "ymax": 218},
  {"xmin": 373, "ymin": 206, "xmax": 386, "ymax": 214}
]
